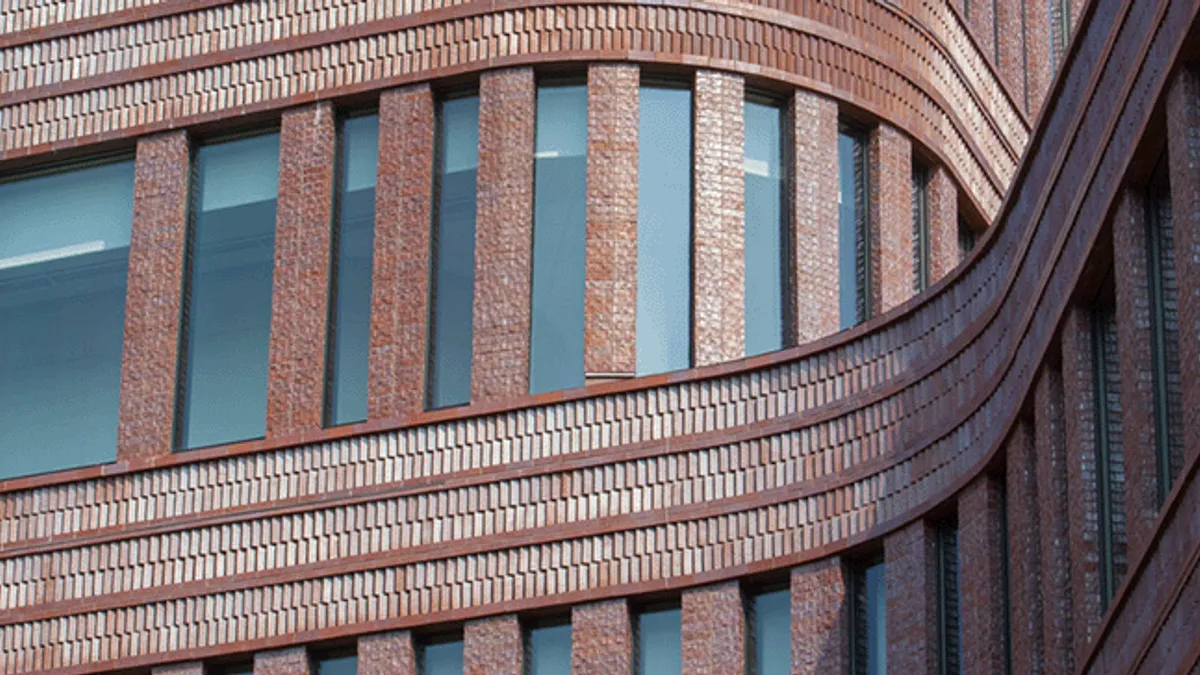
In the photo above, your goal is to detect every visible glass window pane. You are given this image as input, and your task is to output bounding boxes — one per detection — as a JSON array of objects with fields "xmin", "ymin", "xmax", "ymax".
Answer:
[
  {"xmin": 752, "ymin": 589, "xmax": 789, "ymax": 675},
  {"xmin": 744, "ymin": 100, "xmax": 786, "ymax": 356},
  {"xmin": 314, "ymin": 653, "xmax": 357, "ymax": 675},
  {"xmin": 637, "ymin": 86, "xmax": 692, "ymax": 376},
  {"xmin": 327, "ymin": 114, "xmax": 379, "ymax": 426},
  {"xmin": 530, "ymin": 84, "xmax": 588, "ymax": 394},
  {"xmin": 837, "ymin": 130, "xmax": 864, "ymax": 330},
  {"xmin": 428, "ymin": 95, "xmax": 479, "ymax": 410},
  {"xmin": 422, "ymin": 638, "xmax": 464, "ymax": 675},
  {"xmin": 0, "ymin": 159, "xmax": 134, "ymax": 479},
  {"xmin": 636, "ymin": 606, "xmax": 682, "ymax": 675},
  {"xmin": 527, "ymin": 622, "xmax": 572, "ymax": 675},
  {"xmin": 178, "ymin": 133, "xmax": 280, "ymax": 450},
  {"xmin": 865, "ymin": 562, "xmax": 886, "ymax": 675}
]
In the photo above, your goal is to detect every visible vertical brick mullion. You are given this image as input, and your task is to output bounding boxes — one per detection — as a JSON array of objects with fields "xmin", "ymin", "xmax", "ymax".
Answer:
[
  {"xmin": 464, "ymin": 614, "xmax": 524, "ymax": 675},
  {"xmin": 927, "ymin": 165, "xmax": 959, "ymax": 284},
  {"xmin": 789, "ymin": 557, "xmax": 849, "ymax": 675},
  {"xmin": 572, "ymin": 599, "xmax": 632, "ymax": 675},
  {"xmin": 788, "ymin": 89, "xmax": 839, "ymax": 344},
  {"xmin": 1024, "ymin": 0, "xmax": 1053, "ymax": 117},
  {"xmin": 151, "ymin": 662, "xmax": 205, "ymax": 675},
  {"xmin": 870, "ymin": 123, "xmax": 914, "ymax": 314},
  {"xmin": 1005, "ymin": 418, "xmax": 1045, "ymax": 675},
  {"xmin": 958, "ymin": 473, "xmax": 1007, "ymax": 675},
  {"xmin": 1034, "ymin": 365, "xmax": 1075, "ymax": 675},
  {"xmin": 996, "ymin": 0, "xmax": 1026, "ymax": 110},
  {"xmin": 885, "ymin": 519, "xmax": 938, "ymax": 675},
  {"xmin": 681, "ymin": 581, "xmax": 745, "ymax": 674},
  {"xmin": 254, "ymin": 647, "xmax": 311, "ymax": 675},
  {"xmin": 359, "ymin": 630, "xmax": 418, "ymax": 675}
]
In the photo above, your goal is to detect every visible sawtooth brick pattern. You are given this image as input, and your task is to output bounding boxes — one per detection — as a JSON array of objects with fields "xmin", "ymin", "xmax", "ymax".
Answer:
[
  {"xmin": 692, "ymin": 70, "xmax": 746, "ymax": 366},
  {"xmin": 117, "ymin": 130, "xmax": 190, "ymax": 463},
  {"xmin": 1034, "ymin": 366, "xmax": 1075, "ymax": 675},
  {"xmin": 1006, "ymin": 419, "xmax": 1045, "ymax": 675},
  {"xmin": 368, "ymin": 84, "xmax": 434, "ymax": 420},
  {"xmin": 870, "ymin": 124, "xmax": 915, "ymax": 314},
  {"xmin": 927, "ymin": 164, "xmax": 960, "ymax": 283},
  {"xmin": 885, "ymin": 520, "xmax": 938, "ymax": 675},
  {"xmin": 464, "ymin": 614, "xmax": 523, "ymax": 675},
  {"xmin": 358, "ymin": 631, "xmax": 417, "ymax": 675},
  {"xmin": 572, "ymin": 599, "xmax": 632, "ymax": 675},
  {"xmin": 472, "ymin": 68, "xmax": 536, "ymax": 402},
  {"xmin": 680, "ymin": 581, "xmax": 745, "ymax": 675},
  {"xmin": 789, "ymin": 557, "xmax": 849, "ymax": 675},
  {"xmin": 267, "ymin": 102, "xmax": 336, "ymax": 438},
  {"xmin": 254, "ymin": 648, "xmax": 311, "ymax": 675},
  {"xmin": 584, "ymin": 63, "xmax": 638, "ymax": 377},
  {"xmin": 959, "ymin": 473, "xmax": 1008, "ymax": 675}
]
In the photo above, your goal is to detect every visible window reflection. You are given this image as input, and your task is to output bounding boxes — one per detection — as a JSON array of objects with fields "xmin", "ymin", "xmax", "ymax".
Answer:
[
  {"xmin": 838, "ymin": 128, "xmax": 869, "ymax": 330},
  {"xmin": 750, "ymin": 588, "xmax": 790, "ymax": 675},
  {"xmin": 744, "ymin": 99, "xmax": 787, "ymax": 356},
  {"xmin": 421, "ymin": 636, "xmax": 464, "ymax": 675},
  {"xmin": 313, "ymin": 651, "xmax": 357, "ymax": 675},
  {"xmin": 636, "ymin": 604, "xmax": 682, "ymax": 675},
  {"xmin": 526, "ymin": 620, "xmax": 572, "ymax": 675}
]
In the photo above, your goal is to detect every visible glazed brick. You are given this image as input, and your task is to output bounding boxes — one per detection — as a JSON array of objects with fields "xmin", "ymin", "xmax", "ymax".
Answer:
[
  {"xmin": 959, "ymin": 473, "xmax": 1007, "ymax": 675},
  {"xmin": 789, "ymin": 557, "xmax": 849, "ymax": 674},
  {"xmin": 117, "ymin": 130, "xmax": 190, "ymax": 463},
  {"xmin": 1034, "ymin": 366, "xmax": 1075, "ymax": 675},
  {"xmin": 885, "ymin": 520, "xmax": 938, "ymax": 675},
  {"xmin": 584, "ymin": 64, "xmax": 639, "ymax": 377},
  {"xmin": 788, "ymin": 89, "xmax": 840, "ymax": 344},
  {"xmin": 1006, "ymin": 418, "xmax": 1046, "ymax": 675},
  {"xmin": 572, "ymin": 599, "xmax": 632, "ymax": 675},
  {"xmin": 358, "ymin": 631, "xmax": 416, "ymax": 675},
  {"xmin": 1025, "ymin": 0, "xmax": 1053, "ymax": 116},
  {"xmin": 464, "ymin": 614, "xmax": 523, "ymax": 675},
  {"xmin": 692, "ymin": 70, "xmax": 746, "ymax": 366},
  {"xmin": 254, "ymin": 647, "xmax": 310, "ymax": 675},
  {"xmin": 927, "ymin": 165, "xmax": 960, "ymax": 283},
  {"xmin": 681, "ymin": 581, "xmax": 745, "ymax": 675},
  {"xmin": 369, "ymin": 84, "xmax": 434, "ymax": 420},
  {"xmin": 870, "ymin": 123, "xmax": 915, "ymax": 314},
  {"xmin": 266, "ymin": 102, "xmax": 336, "ymax": 437}
]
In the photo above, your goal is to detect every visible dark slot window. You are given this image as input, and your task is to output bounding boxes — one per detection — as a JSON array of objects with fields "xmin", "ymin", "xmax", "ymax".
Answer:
[
  {"xmin": 913, "ymin": 163, "xmax": 931, "ymax": 293},
  {"xmin": 748, "ymin": 587, "xmax": 790, "ymax": 675},
  {"xmin": 0, "ymin": 158, "xmax": 133, "ymax": 479},
  {"xmin": 998, "ymin": 482, "xmax": 1014, "ymax": 675},
  {"xmin": 525, "ymin": 617, "xmax": 572, "ymax": 675},
  {"xmin": 850, "ymin": 559, "xmax": 886, "ymax": 675},
  {"xmin": 177, "ymin": 134, "xmax": 280, "ymax": 450},
  {"xmin": 635, "ymin": 603, "xmax": 682, "ymax": 675},
  {"xmin": 326, "ymin": 113, "xmax": 379, "ymax": 426},
  {"xmin": 744, "ymin": 97, "xmax": 787, "ymax": 356},
  {"xmin": 314, "ymin": 649, "xmax": 357, "ymax": 675},
  {"xmin": 838, "ymin": 126, "xmax": 870, "ymax": 330},
  {"xmin": 958, "ymin": 218, "xmax": 977, "ymax": 261},
  {"xmin": 530, "ymin": 83, "xmax": 588, "ymax": 394},
  {"xmin": 427, "ymin": 94, "xmax": 480, "ymax": 410},
  {"xmin": 936, "ymin": 519, "xmax": 962, "ymax": 675},
  {"xmin": 209, "ymin": 663, "xmax": 254, "ymax": 675},
  {"xmin": 420, "ymin": 634, "xmax": 464, "ymax": 675},
  {"xmin": 1090, "ymin": 279, "xmax": 1127, "ymax": 609}
]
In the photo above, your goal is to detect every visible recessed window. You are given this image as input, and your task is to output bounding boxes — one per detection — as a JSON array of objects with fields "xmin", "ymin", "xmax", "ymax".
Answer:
[
  {"xmin": 912, "ymin": 162, "xmax": 931, "ymax": 293},
  {"xmin": 526, "ymin": 618, "xmax": 572, "ymax": 675},
  {"xmin": 850, "ymin": 559, "xmax": 886, "ymax": 675},
  {"xmin": 635, "ymin": 603, "xmax": 682, "ymax": 675},
  {"xmin": 1090, "ymin": 276, "xmax": 1126, "ymax": 609},
  {"xmin": 314, "ymin": 649, "xmax": 357, "ymax": 675},
  {"xmin": 838, "ymin": 126, "xmax": 870, "ymax": 330},
  {"xmin": 0, "ymin": 158, "xmax": 134, "ymax": 478},
  {"xmin": 748, "ymin": 587, "xmax": 790, "ymax": 675},
  {"xmin": 744, "ymin": 97, "xmax": 787, "ymax": 356},
  {"xmin": 420, "ymin": 634, "xmax": 464, "ymax": 675},
  {"xmin": 957, "ymin": 217, "xmax": 976, "ymax": 261},
  {"xmin": 935, "ymin": 519, "xmax": 962, "ymax": 675}
]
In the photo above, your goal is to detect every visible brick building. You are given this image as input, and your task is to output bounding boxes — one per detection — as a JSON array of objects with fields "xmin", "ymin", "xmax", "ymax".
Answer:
[{"xmin": 0, "ymin": 0, "xmax": 1197, "ymax": 672}]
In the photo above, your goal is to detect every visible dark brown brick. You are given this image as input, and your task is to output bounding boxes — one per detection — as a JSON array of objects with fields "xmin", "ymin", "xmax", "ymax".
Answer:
[
  {"xmin": 885, "ymin": 520, "xmax": 938, "ymax": 675},
  {"xmin": 959, "ymin": 473, "xmax": 1007, "ymax": 675},
  {"xmin": 1034, "ymin": 365, "xmax": 1075, "ymax": 675},
  {"xmin": 1006, "ymin": 419, "xmax": 1046, "ymax": 675}
]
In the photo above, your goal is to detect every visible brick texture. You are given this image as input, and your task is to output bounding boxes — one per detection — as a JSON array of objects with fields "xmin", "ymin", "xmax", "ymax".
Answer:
[
  {"xmin": 681, "ymin": 581, "xmax": 745, "ymax": 675},
  {"xmin": 789, "ymin": 557, "xmax": 849, "ymax": 674},
  {"xmin": 966, "ymin": 0, "xmax": 998, "ymax": 65},
  {"xmin": 572, "ymin": 599, "xmax": 632, "ymax": 675},
  {"xmin": 996, "ymin": 0, "xmax": 1025, "ymax": 99},
  {"xmin": 152, "ymin": 663, "xmax": 205, "ymax": 675},
  {"xmin": 692, "ymin": 70, "xmax": 746, "ymax": 366},
  {"xmin": 870, "ymin": 123, "xmax": 915, "ymax": 314},
  {"xmin": 267, "ymin": 102, "xmax": 336, "ymax": 437},
  {"xmin": 1034, "ymin": 366, "xmax": 1075, "ymax": 675},
  {"xmin": 117, "ymin": 130, "xmax": 190, "ymax": 462},
  {"xmin": 885, "ymin": 520, "xmax": 938, "ymax": 675},
  {"xmin": 1006, "ymin": 418, "xmax": 1045, "ymax": 675},
  {"xmin": 358, "ymin": 631, "xmax": 417, "ymax": 675},
  {"xmin": 254, "ymin": 648, "xmax": 310, "ymax": 675},
  {"xmin": 464, "ymin": 614, "xmax": 523, "ymax": 675},
  {"xmin": 927, "ymin": 165, "xmax": 960, "ymax": 283},
  {"xmin": 368, "ymin": 84, "xmax": 434, "ymax": 420},
  {"xmin": 959, "ymin": 473, "xmax": 1007, "ymax": 675},
  {"xmin": 788, "ymin": 90, "xmax": 840, "ymax": 344},
  {"xmin": 1025, "ymin": 0, "xmax": 1053, "ymax": 116}
]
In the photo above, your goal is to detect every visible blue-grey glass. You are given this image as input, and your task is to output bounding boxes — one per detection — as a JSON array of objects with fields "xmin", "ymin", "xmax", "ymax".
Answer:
[
  {"xmin": 636, "ymin": 607, "xmax": 682, "ymax": 675},
  {"xmin": 837, "ymin": 132, "xmax": 860, "ymax": 330},
  {"xmin": 0, "ymin": 160, "xmax": 133, "ymax": 479},
  {"xmin": 178, "ymin": 133, "xmax": 280, "ymax": 450},
  {"xmin": 752, "ymin": 589, "xmax": 789, "ymax": 675},
  {"xmin": 865, "ymin": 562, "xmax": 886, "ymax": 675},
  {"xmin": 528, "ymin": 622, "xmax": 572, "ymax": 675},
  {"xmin": 530, "ymin": 85, "xmax": 588, "ymax": 394},
  {"xmin": 328, "ymin": 114, "xmax": 379, "ymax": 426},
  {"xmin": 744, "ymin": 100, "xmax": 786, "ymax": 356},
  {"xmin": 428, "ymin": 96, "xmax": 479, "ymax": 409},
  {"xmin": 422, "ymin": 639, "xmax": 464, "ymax": 675},
  {"xmin": 637, "ymin": 86, "xmax": 692, "ymax": 376},
  {"xmin": 314, "ymin": 654, "xmax": 357, "ymax": 675}
]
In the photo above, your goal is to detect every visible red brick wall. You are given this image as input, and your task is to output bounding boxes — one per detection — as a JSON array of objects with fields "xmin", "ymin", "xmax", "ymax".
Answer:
[
  {"xmin": 927, "ymin": 165, "xmax": 960, "ymax": 283},
  {"xmin": 967, "ymin": 0, "xmax": 998, "ymax": 64},
  {"xmin": 358, "ymin": 631, "xmax": 417, "ymax": 675},
  {"xmin": 870, "ymin": 123, "xmax": 915, "ymax": 314},
  {"xmin": 1005, "ymin": 419, "xmax": 1046, "ymax": 675},
  {"xmin": 254, "ymin": 647, "xmax": 310, "ymax": 675},
  {"xmin": 572, "ymin": 599, "xmax": 632, "ymax": 675},
  {"xmin": 788, "ymin": 90, "xmax": 840, "ymax": 344},
  {"xmin": 959, "ymin": 473, "xmax": 1008, "ymax": 675},
  {"xmin": 681, "ymin": 581, "xmax": 745, "ymax": 674},
  {"xmin": 885, "ymin": 520, "xmax": 938, "ymax": 675},
  {"xmin": 1025, "ymin": 0, "xmax": 1053, "ymax": 116},
  {"xmin": 789, "ymin": 557, "xmax": 849, "ymax": 674},
  {"xmin": 369, "ymin": 84, "xmax": 434, "ymax": 420},
  {"xmin": 464, "ymin": 614, "xmax": 523, "ymax": 675},
  {"xmin": 1034, "ymin": 366, "xmax": 1075, "ymax": 675},
  {"xmin": 996, "ymin": 0, "xmax": 1026, "ymax": 108},
  {"xmin": 267, "ymin": 101, "xmax": 336, "ymax": 437},
  {"xmin": 152, "ymin": 662, "xmax": 205, "ymax": 675}
]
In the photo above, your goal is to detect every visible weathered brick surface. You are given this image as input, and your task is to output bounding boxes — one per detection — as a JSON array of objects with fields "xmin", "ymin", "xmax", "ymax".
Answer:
[
  {"xmin": 472, "ymin": 68, "xmax": 535, "ymax": 402},
  {"xmin": 681, "ymin": 581, "xmax": 744, "ymax": 674},
  {"xmin": 572, "ymin": 599, "xmax": 632, "ymax": 675},
  {"xmin": 267, "ymin": 102, "xmax": 336, "ymax": 437},
  {"xmin": 965, "ymin": 0, "xmax": 997, "ymax": 65},
  {"xmin": 152, "ymin": 662, "xmax": 205, "ymax": 675},
  {"xmin": 927, "ymin": 165, "xmax": 960, "ymax": 283},
  {"xmin": 789, "ymin": 90, "xmax": 840, "ymax": 344},
  {"xmin": 358, "ymin": 631, "xmax": 417, "ymax": 675},
  {"xmin": 885, "ymin": 520, "xmax": 938, "ymax": 675},
  {"xmin": 996, "ymin": 0, "xmax": 1026, "ymax": 105},
  {"xmin": 464, "ymin": 614, "xmax": 523, "ymax": 675},
  {"xmin": 117, "ymin": 130, "xmax": 190, "ymax": 462},
  {"xmin": 870, "ymin": 123, "xmax": 915, "ymax": 314},
  {"xmin": 255, "ymin": 648, "xmax": 310, "ymax": 675},
  {"xmin": 1025, "ymin": 0, "xmax": 1053, "ymax": 116},
  {"xmin": 369, "ymin": 84, "xmax": 433, "ymax": 420},
  {"xmin": 959, "ymin": 473, "xmax": 1007, "ymax": 675},
  {"xmin": 1035, "ymin": 366, "xmax": 1075, "ymax": 675},
  {"xmin": 692, "ymin": 70, "xmax": 746, "ymax": 366},
  {"xmin": 1006, "ymin": 418, "xmax": 1045, "ymax": 675},
  {"xmin": 584, "ymin": 64, "xmax": 639, "ymax": 377},
  {"xmin": 789, "ymin": 557, "xmax": 848, "ymax": 674}
]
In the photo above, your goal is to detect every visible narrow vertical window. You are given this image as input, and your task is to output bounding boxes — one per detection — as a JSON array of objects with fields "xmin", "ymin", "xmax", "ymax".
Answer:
[
  {"xmin": 850, "ymin": 559, "xmax": 886, "ymax": 675},
  {"xmin": 958, "ymin": 218, "xmax": 977, "ymax": 262},
  {"xmin": 0, "ymin": 158, "xmax": 133, "ymax": 478},
  {"xmin": 314, "ymin": 650, "xmax": 357, "ymax": 675},
  {"xmin": 420, "ymin": 635, "xmax": 464, "ymax": 675},
  {"xmin": 635, "ymin": 604, "xmax": 682, "ymax": 675},
  {"xmin": 936, "ymin": 519, "xmax": 962, "ymax": 675},
  {"xmin": 178, "ymin": 134, "xmax": 280, "ymax": 450},
  {"xmin": 837, "ymin": 126, "xmax": 870, "ymax": 330},
  {"xmin": 998, "ymin": 482, "xmax": 1014, "ymax": 675},
  {"xmin": 428, "ymin": 94, "xmax": 480, "ymax": 410},
  {"xmin": 637, "ymin": 84, "xmax": 693, "ymax": 376},
  {"xmin": 912, "ymin": 163, "xmax": 931, "ymax": 293},
  {"xmin": 744, "ymin": 96, "xmax": 787, "ymax": 356},
  {"xmin": 526, "ymin": 618, "xmax": 572, "ymax": 675},
  {"xmin": 748, "ymin": 587, "xmax": 790, "ymax": 675},
  {"xmin": 1050, "ymin": 0, "xmax": 1072, "ymax": 65},
  {"xmin": 326, "ymin": 113, "xmax": 379, "ymax": 426},
  {"xmin": 530, "ymin": 83, "xmax": 588, "ymax": 394},
  {"xmin": 1090, "ymin": 281, "xmax": 1126, "ymax": 609}
]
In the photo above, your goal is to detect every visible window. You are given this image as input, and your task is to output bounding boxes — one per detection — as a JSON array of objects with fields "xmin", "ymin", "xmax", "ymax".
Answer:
[
  {"xmin": 177, "ymin": 133, "xmax": 280, "ymax": 450},
  {"xmin": 526, "ymin": 618, "xmax": 572, "ymax": 675},
  {"xmin": 935, "ymin": 520, "xmax": 962, "ymax": 675},
  {"xmin": 209, "ymin": 663, "xmax": 253, "ymax": 675},
  {"xmin": 958, "ymin": 218, "xmax": 976, "ymax": 262},
  {"xmin": 849, "ymin": 559, "xmax": 886, "ymax": 675},
  {"xmin": 837, "ymin": 126, "xmax": 870, "ymax": 330},
  {"xmin": 912, "ymin": 163, "xmax": 931, "ymax": 293},
  {"xmin": 744, "ymin": 97, "xmax": 787, "ymax": 356},
  {"xmin": 637, "ymin": 84, "xmax": 693, "ymax": 376},
  {"xmin": 1090, "ymin": 279, "xmax": 1126, "ymax": 609},
  {"xmin": 326, "ymin": 113, "xmax": 379, "ymax": 426},
  {"xmin": 530, "ymin": 83, "xmax": 588, "ymax": 394},
  {"xmin": 635, "ymin": 603, "xmax": 682, "ymax": 675},
  {"xmin": 428, "ymin": 94, "xmax": 480, "ymax": 410},
  {"xmin": 998, "ymin": 482, "xmax": 1014, "ymax": 675},
  {"xmin": 748, "ymin": 587, "xmax": 790, "ymax": 675},
  {"xmin": 314, "ymin": 650, "xmax": 357, "ymax": 675},
  {"xmin": 0, "ymin": 158, "xmax": 134, "ymax": 479},
  {"xmin": 420, "ymin": 635, "xmax": 464, "ymax": 675}
]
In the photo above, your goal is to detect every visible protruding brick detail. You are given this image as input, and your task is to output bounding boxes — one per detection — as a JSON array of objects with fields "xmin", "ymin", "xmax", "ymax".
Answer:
[
  {"xmin": 464, "ymin": 614, "xmax": 523, "ymax": 675},
  {"xmin": 789, "ymin": 557, "xmax": 849, "ymax": 674},
  {"xmin": 1034, "ymin": 366, "xmax": 1075, "ymax": 675},
  {"xmin": 870, "ymin": 123, "xmax": 915, "ymax": 314},
  {"xmin": 959, "ymin": 473, "xmax": 1007, "ymax": 675},
  {"xmin": 1006, "ymin": 418, "xmax": 1045, "ymax": 675},
  {"xmin": 359, "ymin": 631, "xmax": 417, "ymax": 675},
  {"xmin": 1025, "ymin": 0, "xmax": 1053, "ymax": 116},
  {"xmin": 585, "ymin": 64, "xmax": 639, "ymax": 378},
  {"xmin": 788, "ymin": 90, "xmax": 840, "ymax": 344},
  {"xmin": 267, "ymin": 102, "xmax": 336, "ymax": 437},
  {"xmin": 572, "ymin": 599, "xmax": 632, "ymax": 675},
  {"xmin": 470, "ymin": 68, "xmax": 536, "ymax": 402},
  {"xmin": 681, "ymin": 581, "xmax": 745, "ymax": 674},
  {"xmin": 692, "ymin": 70, "xmax": 746, "ymax": 366},
  {"xmin": 152, "ymin": 662, "xmax": 205, "ymax": 675},
  {"xmin": 369, "ymin": 84, "xmax": 434, "ymax": 420},
  {"xmin": 885, "ymin": 520, "xmax": 938, "ymax": 675},
  {"xmin": 254, "ymin": 647, "xmax": 310, "ymax": 675},
  {"xmin": 927, "ymin": 165, "xmax": 960, "ymax": 283},
  {"xmin": 117, "ymin": 130, "xmax": 191, "ymax": 463}
]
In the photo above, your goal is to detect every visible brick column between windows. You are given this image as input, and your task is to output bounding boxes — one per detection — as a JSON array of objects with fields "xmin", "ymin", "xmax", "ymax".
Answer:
[
  {"xmin": 266, "ymin": 102, "xmax": 337, "ymax": 437},
  {"xmin": 254, "ymin": 647, "xmax": 310, "ymax": 675},
  {"xmin": 997, "ymin": 0, "xmax": 1026, "ymax": 100},
  {"xmin": 959, "ymin": 473, "xmax": 1007, "ymax": 675},
  {"xmin": 1034, "ymin": 365, "xmax": 1075, "ymax": 675},
  {"xmin": 464, "ymin": 614, "xmax": 524, "ymax": 675},
  {"xmin": 790, "ymin": 557, "xmax": 849, "ymax": 674},
  {"xmin": 117, "ymin": 130, "xmax": 191, "ymax": 463},
  {"xmin": 572, "ymin": 599, "xmax": 632, "ymax": 675},
  {"xmin": 1025, "ymin": 0, "xmax": 1053, "ymax": 117},
  {"xmin": 885, "ymin": 519, "xmax": 938, "ymax": 675},
  {"xmin": 681, "ymin": 581, "xmax": 745, "ymax": 674},
  {"xmin": 789, "ymin": 90, "xmax": 839, "ymax": 344},
  {"xmin": 369, "ymin": 84, "xmax": 434, "ymax": 420},
  {"xmin": 870, "ymin": 124, "xmax": 914, "ymax": 314},
  {"xmin": 1005, "ymin": 418, "xmax": 1045, "ymax": 675},
  {"xmin": 152, "ymin": 662, "xmax": 205, "ymax": 675},
  {"xmin": 927, "ymin": 165, "xmax": 960, "ymax": 283},
  {"xmin": 359, "ymin": 630, "xmax": 417, "ymax": 675},
  {"xmin": 585, "ymin": 64, "xmax": 639, "ymax": 379},
  {"xmin": 966, "ymin": 0, "xmax": 997, "ymax": 65},
  {"xmin": 472, "ymin": 68, "xmax": 536, "ymax": 402}
]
